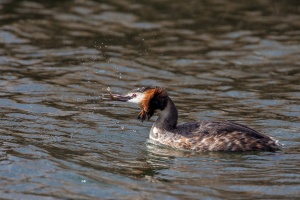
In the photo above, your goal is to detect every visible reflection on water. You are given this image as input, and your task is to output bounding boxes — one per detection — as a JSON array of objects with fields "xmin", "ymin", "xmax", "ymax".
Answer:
[{"xmin": 1, "ymin": 0, "xmax": 300, "ymax": 199}]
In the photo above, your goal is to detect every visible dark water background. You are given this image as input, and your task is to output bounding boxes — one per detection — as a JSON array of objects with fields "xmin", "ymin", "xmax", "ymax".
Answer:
[{"xmin": 1, "ymin": 0, "xmax": 300, "ymax": 199}]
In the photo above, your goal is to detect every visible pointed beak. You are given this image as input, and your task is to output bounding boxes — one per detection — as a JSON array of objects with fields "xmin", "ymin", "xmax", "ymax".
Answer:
[{"xmin": 102, "ymin": 92, "xmax": 132, "ymax": 102}]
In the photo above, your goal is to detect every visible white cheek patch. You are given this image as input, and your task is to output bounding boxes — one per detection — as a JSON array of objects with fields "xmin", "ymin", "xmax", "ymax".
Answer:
[{"xmin": 127, "ymin": 92, "xmax": 145, "ymax": 104}]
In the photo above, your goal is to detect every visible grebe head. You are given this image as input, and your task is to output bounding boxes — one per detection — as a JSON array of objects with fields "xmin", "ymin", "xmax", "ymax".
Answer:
[{"xmin": 107, "ymin": 86, "xmax": 168, "ymax": 121}]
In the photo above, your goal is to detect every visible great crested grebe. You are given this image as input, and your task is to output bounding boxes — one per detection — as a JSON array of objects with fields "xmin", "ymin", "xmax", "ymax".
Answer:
[{"xmin": 105, "ymin": 86, "xmax": 281, "ymax": 152}]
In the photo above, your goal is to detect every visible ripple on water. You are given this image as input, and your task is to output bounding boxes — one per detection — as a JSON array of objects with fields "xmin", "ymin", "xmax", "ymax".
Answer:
[{"xmin": 0, "ymin": 0, "xmax": 300, "ymax": 199}]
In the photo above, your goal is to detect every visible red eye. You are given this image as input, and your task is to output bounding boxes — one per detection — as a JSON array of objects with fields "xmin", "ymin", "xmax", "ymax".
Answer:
[{"xmin": 132, "ymin": 94, "xmax": 137, "ymax": 98}]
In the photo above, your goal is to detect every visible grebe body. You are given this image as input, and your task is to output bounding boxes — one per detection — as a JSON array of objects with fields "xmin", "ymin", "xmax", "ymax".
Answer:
[{"xmin": 106, "ymin": 86, "xmax": 281, "ymax": 152}]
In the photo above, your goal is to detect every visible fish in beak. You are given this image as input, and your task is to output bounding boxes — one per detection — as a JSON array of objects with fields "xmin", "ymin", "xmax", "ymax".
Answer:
[{"xmin": 102, "ymin": 92, "xmax": 133, "ymax": 102}]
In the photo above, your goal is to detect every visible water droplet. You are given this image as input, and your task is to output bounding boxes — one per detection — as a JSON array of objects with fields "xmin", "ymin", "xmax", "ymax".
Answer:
[{"xmin": 121, "ymin": 126, "xmax": 124, "ymax": 130}]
